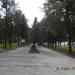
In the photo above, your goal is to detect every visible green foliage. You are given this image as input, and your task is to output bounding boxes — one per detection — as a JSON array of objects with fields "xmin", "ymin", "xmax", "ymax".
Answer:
[
  {"xmin": 0, "ymin": 0, "xmax": 28, "ymax": 48},
  {"xmin": 42, "ymin": 0, "xmax": 75, "ymax": 53},
  {"xmin": 45, "ymin": 0, "xmax": 64, "ymax": 33},
  {"xmin": 32, "ymin": 17, "xmax": 39, "ymax": 43}
]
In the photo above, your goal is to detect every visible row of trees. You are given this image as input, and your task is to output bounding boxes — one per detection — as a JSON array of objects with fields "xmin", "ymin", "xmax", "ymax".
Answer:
[
  {"xmin": 43, "ymin": 0, "xmax": 75, "ymax": 53},
  {"xmin": 31, "ymin": 0, "xmax": 75, "ymax": 54},
  {"xmin": 0, "ymin": 0, "xmax": 28, "ymax": 48},
  {"xmin": 44, "ymin": 0, "xmax": 75, "ymax": 53}
]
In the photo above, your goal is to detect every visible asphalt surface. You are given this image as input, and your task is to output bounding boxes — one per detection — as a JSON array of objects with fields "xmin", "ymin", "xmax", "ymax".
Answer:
[{"xmin": 0, "ymin": 45, "xmax": 75, "ymax": 75}]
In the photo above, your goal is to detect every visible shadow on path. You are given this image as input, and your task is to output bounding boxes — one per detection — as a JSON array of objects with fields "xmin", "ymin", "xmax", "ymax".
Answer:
[{"xmin": 65, "ymin": 52, "xmax": 75, "ymax": 58}]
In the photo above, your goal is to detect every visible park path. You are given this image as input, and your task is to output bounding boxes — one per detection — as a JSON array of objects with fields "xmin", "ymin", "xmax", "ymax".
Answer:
[{"xmin": 0, "ymin": 45, "xmax": 75, "ymax": 75}]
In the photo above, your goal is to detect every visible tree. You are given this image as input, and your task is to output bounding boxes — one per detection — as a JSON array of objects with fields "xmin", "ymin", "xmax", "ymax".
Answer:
[
  {"xmin": 14, "ymin": 10, "xmax": 23, "ymax": 46},
  {"xmin": 14, "ymin": 10, "xmax": 28, "ymax": 46},
  {"xmin": 39, "ymin": 18, "xmax": 55, "ymax": 48},
  {"xmin": 63, "ymin": 0, "xmax": 75, "ymax": 53},
  {"xmin": 32, "ymin": 17, "xmax": 40, "ymax": 45},
  {"xmin": 20, "ymin": 14, "xmax": 28, "ymax": 44},
  {"xmin": 43, "ymin": 0, "xmax": 65, "ymax": 49},
  {"xmin": 0, "ymin": 0, "xmax": 16, "ymax": 48},
  {"xmin": 0, "ymin": 17, "xmax": 5, "ymax": 47},
  {"xmin": 0, "ymin": 0, "xmax": 29, "ymax": 48},
  {"xmin": 43, "ymin": 0, "xmax": 75, "ymax": 53}
]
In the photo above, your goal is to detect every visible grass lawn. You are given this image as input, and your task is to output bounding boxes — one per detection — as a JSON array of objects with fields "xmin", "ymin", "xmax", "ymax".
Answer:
[
  {"xmin": 53, "ymin": 47, "xmax": 75, "ymax": 53},
  {"xmin": 0, "ymin": 43, "xmax": 19, "ymax": 53},
  {"xmin": 44, "ymin": 45, "xmax": 75, "ymax": 53}
]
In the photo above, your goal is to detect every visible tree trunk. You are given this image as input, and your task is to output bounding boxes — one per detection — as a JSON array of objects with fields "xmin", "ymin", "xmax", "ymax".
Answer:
[
  {"xmin": 4, "ymin": 5, "xmax": 8, "ymax": 48},
  {"xmin": 18, "ymin": 35, "xmax": 20, "ymax": 46},
  {"xmin": 55, "ymin": 42, "xmax": 56, "ymax": 50},
  {"xmin": 51, "ymin": 41, "xmax": 54, "ymax": 48},
  {"xmin": 59, "ymin": 42, "xmax": 61, "ymax": 47},
  {"xmin": 48, "ymin": 42, "xmax": 49, "ymax": 48},
  {"xmin": 2, "ymin": 40, "xmax": 4, "ymax": 48},
  {"xmin": 68, "ymin": 34, "xmax": 72, "ymax": 54},
  {"xmin": 9, "ymin": 38, "xmax": 12, "ymax": 48}
]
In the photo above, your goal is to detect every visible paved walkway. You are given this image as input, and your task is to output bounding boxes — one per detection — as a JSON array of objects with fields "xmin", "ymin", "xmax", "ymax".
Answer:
[{"xmin": 0, "ymin": 45, "xmax": 75, "ymax": 75}]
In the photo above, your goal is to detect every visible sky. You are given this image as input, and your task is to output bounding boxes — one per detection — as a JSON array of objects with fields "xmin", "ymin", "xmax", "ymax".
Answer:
[{"xmin": 17, "ymin": 0, "xmax": 45, "ymax": 27}]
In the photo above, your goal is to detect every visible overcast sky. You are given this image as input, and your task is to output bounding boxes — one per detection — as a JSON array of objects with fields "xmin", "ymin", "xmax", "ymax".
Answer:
[{"xmin": 17, "ymin": 0, "xmax": 45, "ymax": 27}]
